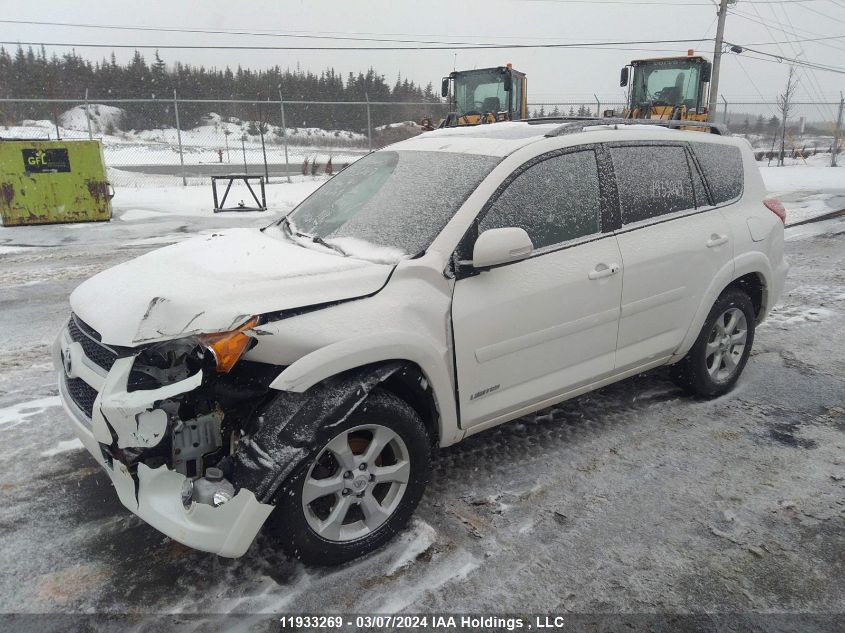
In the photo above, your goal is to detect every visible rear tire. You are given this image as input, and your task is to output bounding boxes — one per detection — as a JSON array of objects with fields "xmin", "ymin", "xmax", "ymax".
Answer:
[
  {"xmin": 671, "ymin": 288, "xmax": 756, "ymax": 398},
  {"xmin": 268, "ymin": 388, "xmax": 430, "ymax": 566}
]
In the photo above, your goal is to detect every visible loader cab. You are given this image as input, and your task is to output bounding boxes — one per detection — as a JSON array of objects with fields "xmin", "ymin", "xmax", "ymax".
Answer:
[
  {"xmin": 440, "ymin": 65, "xmax": 527, "ymax": 127},
  {"xmin": 621, "ymin": 54, "xmax": 712, "ymax": 122}
]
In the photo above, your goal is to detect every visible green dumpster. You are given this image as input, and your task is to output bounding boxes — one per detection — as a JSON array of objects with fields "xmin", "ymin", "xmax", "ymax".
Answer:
[{"xmin": 0, "ymin": 139, "xmax": 112, "ymax": 226}]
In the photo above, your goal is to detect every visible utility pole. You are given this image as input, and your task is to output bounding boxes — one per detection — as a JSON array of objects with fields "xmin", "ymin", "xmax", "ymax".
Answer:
[
  {"xmin": 84, "ymin": 88, "xmax": 93, "ymax": 140},
  {"xmin": 278, "ymin": 86, "xmax": 292, "ymax": 183},
  {"xmin": 708, "ymin": 0, "xmax": 731, "ymax": 121},
  {"xmin": 833, "ymin": 93, "xmax": 844, "ymax": 168},
  {"xmin": 173, "ymin": 90, "xmax": 186, "ymax": 187}
]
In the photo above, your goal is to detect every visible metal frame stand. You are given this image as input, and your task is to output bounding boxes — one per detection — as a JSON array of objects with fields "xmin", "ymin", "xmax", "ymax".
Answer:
[{"xmin": 211, "ymin": 174, "xmax": 267, "ymax": 213}]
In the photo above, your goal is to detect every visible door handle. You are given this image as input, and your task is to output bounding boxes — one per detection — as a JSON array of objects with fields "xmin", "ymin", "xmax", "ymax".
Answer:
[
  {"xmin": 588, "ymin": 263, "xmax": 620, "ymax": 280},
  {"xmin": 706, "ymin": 234, "xmax": 729, "ymax": 248}
]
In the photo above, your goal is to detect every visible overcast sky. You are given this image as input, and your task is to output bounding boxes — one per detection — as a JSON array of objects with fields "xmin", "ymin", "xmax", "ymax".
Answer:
[{"xmin": 2, "ymin": 0, "xmax": 844, "ymax": 112}]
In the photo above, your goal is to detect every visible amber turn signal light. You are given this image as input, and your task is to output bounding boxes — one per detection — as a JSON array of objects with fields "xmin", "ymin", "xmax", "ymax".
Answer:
[{"xmin": 199, "ymin": 316, "xmax": 259, "ymax": 373}]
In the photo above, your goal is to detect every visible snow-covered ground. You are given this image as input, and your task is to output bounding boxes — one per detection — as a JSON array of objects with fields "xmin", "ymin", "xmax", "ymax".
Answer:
[
  {"xmin": 759, "ymin": 154, "xmax": 844, "ymax": 225},
  {"xmin": 0, "ymin": 210, "xmax": 842, "ymax": 623},
  {"xmin": 0, "ymin": 143, "xmax": 842, "ymax": 626}
]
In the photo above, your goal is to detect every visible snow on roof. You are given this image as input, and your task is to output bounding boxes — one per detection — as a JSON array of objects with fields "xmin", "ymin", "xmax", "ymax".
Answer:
[
  {"xmin": 390, "ymin": 121, "xmax": 559, "ymax": 157},
  {"xmin": 389, "ymin": 119, "xmax": 748, "ymax": 158}
]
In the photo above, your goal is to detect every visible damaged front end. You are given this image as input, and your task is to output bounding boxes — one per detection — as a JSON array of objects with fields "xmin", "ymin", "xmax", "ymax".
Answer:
[{"xmin": 55, "ymin": 313, "xmax": 279, "ymax": 557}]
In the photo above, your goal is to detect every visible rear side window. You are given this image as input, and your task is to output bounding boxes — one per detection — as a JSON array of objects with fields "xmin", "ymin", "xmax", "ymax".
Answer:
[
  {"xmin": 479, "ymin": 149, "xmax": 601, "ymax": 249},
  {"xmin": 691, "ymin": 142, "xmax": 744, "ymax": 204},
  {"xmin": 610, "ymin": 145, "xmax": 696, "ymax": 224}
]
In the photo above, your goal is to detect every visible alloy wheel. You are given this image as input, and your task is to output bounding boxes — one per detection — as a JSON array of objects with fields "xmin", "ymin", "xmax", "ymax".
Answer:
[
  {"xmin": 705, "ymin": 307, "xmax": 748, "ymax": 383},
  {"xmin": 301, "ymin": 424, "xmax": 410, "ymax": 542}
]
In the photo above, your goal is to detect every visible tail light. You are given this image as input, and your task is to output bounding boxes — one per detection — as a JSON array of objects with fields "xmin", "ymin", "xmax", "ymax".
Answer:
[{"xmin": 764, "ymin": 199, "xmax": 786, "ymax": 223}]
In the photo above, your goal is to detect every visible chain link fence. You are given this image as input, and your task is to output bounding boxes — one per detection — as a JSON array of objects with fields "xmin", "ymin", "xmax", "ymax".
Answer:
[
  {"xmin": 1, "ymin": 95, "xmax": 841, "ymax": 188},
  {"xmin": 0, "ymin": 96, "xmax": 450, "ymax": 188},
  {"xmin": 531, "ymin": 99, "xmax": 844, "ymax": 163}
]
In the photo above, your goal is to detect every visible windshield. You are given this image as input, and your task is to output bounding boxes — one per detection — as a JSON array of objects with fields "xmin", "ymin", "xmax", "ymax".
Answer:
[
  {"xmin": 455, "ymin": 68, "xmax": 508, "ymax": 116},
  {"xmin": 631, "ymin": 60, "xmax": 702, "ymax": 109},
  {"xmin": 284, "ymin": 150, "xmax": 501, "ymax": 260}
]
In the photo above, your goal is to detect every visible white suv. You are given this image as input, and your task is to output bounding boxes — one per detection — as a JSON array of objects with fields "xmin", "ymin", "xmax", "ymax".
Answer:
[{"xmin": 56, "ymin": 120, "xmax": 788, "ymax": 565}]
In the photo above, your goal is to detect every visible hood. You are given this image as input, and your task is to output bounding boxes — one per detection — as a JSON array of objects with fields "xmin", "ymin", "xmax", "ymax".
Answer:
[{"xmin": 70, "ymin": 228, "xmax": 394, "ymax": 347}]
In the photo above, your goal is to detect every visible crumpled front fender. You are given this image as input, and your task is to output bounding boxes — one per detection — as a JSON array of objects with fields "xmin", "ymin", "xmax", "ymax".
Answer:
[{"xmin": 230, "ymin": 361, "xmax": 404, "ymax": 503}]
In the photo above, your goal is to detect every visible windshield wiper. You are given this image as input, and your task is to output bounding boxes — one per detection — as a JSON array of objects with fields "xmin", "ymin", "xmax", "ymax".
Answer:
[
  {"xmin": 279, "ymin": 216, "xmax": 347, "ymax": 257},
  {"xmin": 304, "ymin": 233, "xmax": 348, "ymax": 256}
]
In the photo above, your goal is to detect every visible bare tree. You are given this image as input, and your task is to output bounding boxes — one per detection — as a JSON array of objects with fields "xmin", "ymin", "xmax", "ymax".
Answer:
[{"xmin": 776, "ymin": 66, "xmax": 799, "ymax": 167}]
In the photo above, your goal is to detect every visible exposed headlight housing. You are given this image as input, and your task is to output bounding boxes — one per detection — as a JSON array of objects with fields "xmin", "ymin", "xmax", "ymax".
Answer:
[
  {"xmin": 129, "ymin": 316, "xmax": 259, "ymax": 390},
  {"xmin": 198, "ymin": 316, "xmax": 259, "ymax": 373}
]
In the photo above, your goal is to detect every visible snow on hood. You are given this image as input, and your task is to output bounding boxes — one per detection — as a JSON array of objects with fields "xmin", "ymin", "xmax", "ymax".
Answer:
[{"xmin": 70, "ymin": 228, "xmax": 394, "ymax": 347}]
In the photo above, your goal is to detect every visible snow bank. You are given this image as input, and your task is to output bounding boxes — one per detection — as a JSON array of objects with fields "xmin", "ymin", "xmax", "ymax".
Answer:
[
  {"xmin": 760, "ymin": 161, "xmax": 845, "ymax": 195},
  {"xmin": 59, "ymin": 104, "xmax": 126, "ymax": 134}
]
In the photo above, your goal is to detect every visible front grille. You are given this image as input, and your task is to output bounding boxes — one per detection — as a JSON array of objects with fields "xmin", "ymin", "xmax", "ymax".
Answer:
[
  {"xmin": 65, "ymin": 376, "xmax": 97, "ymax": 418},
  {"xmin": 68, "ymin": 314, "xmax": 118, "ymax": 372}
]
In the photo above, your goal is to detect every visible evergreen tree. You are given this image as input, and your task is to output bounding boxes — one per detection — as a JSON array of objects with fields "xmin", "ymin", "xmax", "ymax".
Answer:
[{"xmin": 1, "ymin": 46, "xmax": 444, "ymax": 131}]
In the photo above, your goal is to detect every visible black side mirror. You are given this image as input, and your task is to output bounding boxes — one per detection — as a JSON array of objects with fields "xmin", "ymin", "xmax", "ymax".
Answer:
[
  {"xmin": 701, "ymin": 61, "xmax": 712, "ymax": 83},
  {"xmin": 441, "ymin": 78, "xmax": 450, "ymax": 98},
  {"xmin": 503, "ymin": 73, "xmax": 512, "ymax": 92},
  {"xmin": 620, "ymin": 67, "xmax": 629, "ymax": 87}
]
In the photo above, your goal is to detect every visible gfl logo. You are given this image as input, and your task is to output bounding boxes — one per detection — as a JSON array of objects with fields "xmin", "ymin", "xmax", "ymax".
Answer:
[{"xmin": 27, "ymin": 149, "xmax": 47, "ymax": 166}]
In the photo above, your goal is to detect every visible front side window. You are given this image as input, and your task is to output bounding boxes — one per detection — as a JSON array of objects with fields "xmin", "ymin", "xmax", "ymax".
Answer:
[
  {"xmin": 610, "ymin": 145, "xmax": 696, "ymax": 224},
  {"xmin": 478, "ymin": 150, "xmax": 601, "ymax": 250},
  {"xmin": 455, "ymin": 68, "xmax": 509, "ymax": 116},
  {"xmin": 286, "ymin": 150, "xmax": 500, "ymax": 260},
  {"xmin": 631, "ymin": 60, "xmax": 702, "ymax": 110}
]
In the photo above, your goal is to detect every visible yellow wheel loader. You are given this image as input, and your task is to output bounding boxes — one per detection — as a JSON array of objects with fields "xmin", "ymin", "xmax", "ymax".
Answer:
[
  {"xmin": 439, "ymin": 64, "xmax": 528, "ymax": 127},
  {"xmin": 619, "ymin": 51, "xmax": 712, "ymax": 125}
]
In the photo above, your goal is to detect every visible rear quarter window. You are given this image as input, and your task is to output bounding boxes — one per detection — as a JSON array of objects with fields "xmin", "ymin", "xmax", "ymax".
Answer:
[{"xmin": 691, "ymin": 142, "xmax": 744, "ymax": 204}]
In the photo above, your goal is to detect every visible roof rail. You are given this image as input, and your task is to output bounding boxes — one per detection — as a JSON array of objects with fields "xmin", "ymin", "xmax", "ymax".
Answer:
[{"xmin": 542, "ymin": 117, "xmax": 729, "ymax": 137}]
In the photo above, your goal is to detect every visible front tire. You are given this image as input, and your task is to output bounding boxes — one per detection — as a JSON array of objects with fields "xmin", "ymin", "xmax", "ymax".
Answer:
[
  {"xmin": 672, "ymin": 288, "xmax": 756, "ymax": 398},
  {"xmin": 268, "ymin": 388, "xmax": 431, "ymax": 566}
]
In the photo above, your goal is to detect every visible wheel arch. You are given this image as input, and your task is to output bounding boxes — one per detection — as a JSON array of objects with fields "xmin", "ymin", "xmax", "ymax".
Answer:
[
  {"xmin": 270, "ymin": 333, "xmax": 460, "ymax": 447},
  {"xmin": 725, "ymin": 271, "xmax": 766, "ymax": 320},
  {"xmin": 671, "ymin": 254, "xmax": 772, "ymax": 363}
]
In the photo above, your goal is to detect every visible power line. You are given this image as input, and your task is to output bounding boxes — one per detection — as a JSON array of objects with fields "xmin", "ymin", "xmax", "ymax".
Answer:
[
  {"xmin": 724, "ymin": 41, "xmax": 845, "ymax": 73},
  {"xmin": 771, "ymin": 1, "xmax": 837, "ymax": 119},
  {"xmin": 0, "ymin": 19, "xmax": 720, "ymax": 43},
  {"xmin": 728, "ymin": 6, "xmax": 844, "ymax": 36},
  {"xmin": 728, "ymin": 8, "xmax": 845, "ymax": 52},
  {"xmin": 0, "ymin": 37, "xmax": 718, "ymax": 51},
  {"xmin": 3, "ymin": 16, "xmax": 842, "ymax": 48},
  {"xmin": 728, "ymin": 54, "xmax": 780, "ymax": 118},
  {"xmin": 796, "ymin": 2, "xmax": 845, "ymax": 22},
  {"xmin": 523, "ymin": 0, "xmax": 827, "ymax": 4},
  {"xmin": 0, "ymin": 19, "xmax": 539, "ymax": 47},
  {"xmin": 5, "ymin": 17, "xmax": 842, "ymax": 49},
  {"xmin": 746, "ymin": 34, "xmax": 845, "ymax": 44}
]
